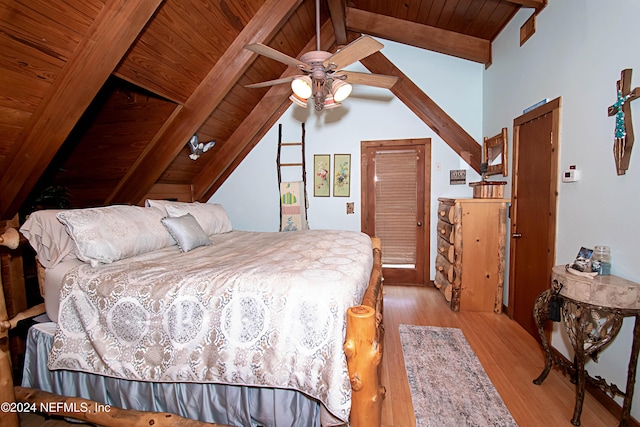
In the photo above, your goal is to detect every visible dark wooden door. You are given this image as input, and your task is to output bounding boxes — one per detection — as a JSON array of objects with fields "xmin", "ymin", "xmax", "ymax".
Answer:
[
  {"xmin": 508, "ymin": 98, "xmax": 561, "ymax": 339},
  {"xmin": 361, "ymin": 139, "xmax": 430, "ymax": 286}
]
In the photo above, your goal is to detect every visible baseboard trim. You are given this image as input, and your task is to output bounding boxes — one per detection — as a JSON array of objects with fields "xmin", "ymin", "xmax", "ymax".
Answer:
[{"xmin": 549, "ymin": 346, "xmax": 640, "ymax": 427}]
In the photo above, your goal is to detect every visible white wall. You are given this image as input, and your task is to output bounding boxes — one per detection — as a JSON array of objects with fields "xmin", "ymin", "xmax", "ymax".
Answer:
[
  {"xmin": 484, "ymin": 0, "xmax": 640, "ymax": 418},
  {"xmin": 211, "ymin": 39, "xmax": 484, "ymax": 280}
]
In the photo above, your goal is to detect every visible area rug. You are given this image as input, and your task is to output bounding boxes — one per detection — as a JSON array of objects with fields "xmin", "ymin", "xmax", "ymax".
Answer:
[{"xmin": 399, "ymin": 324, "xmax": 518, "ymax": 427}]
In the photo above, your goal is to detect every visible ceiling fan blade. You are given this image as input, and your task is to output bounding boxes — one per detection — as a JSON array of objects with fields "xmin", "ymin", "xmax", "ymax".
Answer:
[
  {"xmin": 323, "ymin": 36, "xmax": 384, "ymax": 70},
  {"xmin": 245, "ymin": 76, "xmax": 296, "ymax": 89},
  {"xmin": 337, "ymin": 71, "xmax": 398, "ymax": 89},
  {"xmin": 245, "ymin": 43, "xmax": 310, "ymax": 71}
]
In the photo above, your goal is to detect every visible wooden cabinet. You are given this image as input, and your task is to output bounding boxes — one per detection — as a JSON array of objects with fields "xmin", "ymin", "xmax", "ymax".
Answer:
[{"xmin": 435, "ymin": 197, "xmax": 509, "ymax": 313}]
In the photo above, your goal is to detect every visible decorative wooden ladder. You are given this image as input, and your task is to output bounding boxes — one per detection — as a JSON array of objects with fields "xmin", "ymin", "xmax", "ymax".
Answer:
[{"xmin": 277, "ymin": 123, "xmax": 308, "ymax": 231}]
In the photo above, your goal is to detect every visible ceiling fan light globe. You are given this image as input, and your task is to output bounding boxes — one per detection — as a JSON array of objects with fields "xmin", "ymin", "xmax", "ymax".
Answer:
[
  {"xmin": 332, "ymin": 80, "xmax": 352, "ymax": 102},
  {"xmin": 291, "ymin": 76, "xmax": 313, "ymax": 99},
  {"xmin": 323, "ymin": 94, "xmax": 341, "ymax": 110},
  {"xmin": 290, "ymin": 93, "xmax": 308, "ymax": 108}
]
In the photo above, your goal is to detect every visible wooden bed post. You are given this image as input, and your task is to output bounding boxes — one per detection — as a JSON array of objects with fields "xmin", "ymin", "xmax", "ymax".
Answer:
[
  {"xmin": 344, "ymin": 305, "xmax": 384, "ymax": 426},
  {"xmin": 1, "ymin": 286, "xmax": 20, "ymax": 427},
  {"xmin": 0, "ymin": 291, "xmax": 20, "ymax": 427},
  {"xmin": 0, "ymin": 227, "xmax": 20, "ymax": 427},
  {"xmin": 345, "ymin": 237, "xmax": 385, "ymax": 427}
]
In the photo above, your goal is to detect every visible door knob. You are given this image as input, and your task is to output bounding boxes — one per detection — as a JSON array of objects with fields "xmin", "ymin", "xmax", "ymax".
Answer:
[
  {"xmin": 417, "ymin": 221, "xmax": 423, "ymax": 226},
  {"xmin": 512, "ymin": 233, "xmax": 522, "ymax": 238}
]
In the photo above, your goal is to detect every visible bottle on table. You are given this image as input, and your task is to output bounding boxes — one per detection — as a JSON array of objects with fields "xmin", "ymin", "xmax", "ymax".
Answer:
[{"xmin": 592, "ymin": 245, "xmax": 611, "ymax": 275}]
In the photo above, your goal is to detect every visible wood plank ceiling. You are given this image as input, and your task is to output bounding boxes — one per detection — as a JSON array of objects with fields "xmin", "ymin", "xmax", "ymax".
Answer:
[{"xmin": 0, "ymin": 0, "xmax": 546, "ymax": 220}]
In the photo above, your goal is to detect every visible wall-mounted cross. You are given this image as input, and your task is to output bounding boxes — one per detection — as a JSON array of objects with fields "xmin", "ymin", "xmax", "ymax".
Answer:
[{"xmin": 608, "ymin": 69, "xmax": 640, "ymax": 175}]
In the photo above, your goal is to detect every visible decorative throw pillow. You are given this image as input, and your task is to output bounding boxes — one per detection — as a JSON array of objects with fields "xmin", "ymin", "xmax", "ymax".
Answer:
[
  {"xmin": 164, "ymin": 202, "xmax": 233, "ymax": 236},
  {"xmin": 161, "ymin": 214, "xmax": 211, "ymax": 252},
  {"xmin": 57, "ymin": 205, "xmax": 175, "ymax": 266}
]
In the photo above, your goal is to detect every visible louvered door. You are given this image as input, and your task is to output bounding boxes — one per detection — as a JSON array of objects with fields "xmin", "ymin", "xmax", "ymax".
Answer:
[{"xmin": 361, "ymin": 139, "xmax": 430, "ymax": 285}]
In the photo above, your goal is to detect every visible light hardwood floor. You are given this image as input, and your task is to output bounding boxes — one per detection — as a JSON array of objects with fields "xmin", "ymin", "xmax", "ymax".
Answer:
[
  {"xmin": 19, "ymin": 285, "xmax": 622, "ymax": 426},
  {"xmin": 380, "ymin": 285, "xmax": 620, "ymax": 427}
]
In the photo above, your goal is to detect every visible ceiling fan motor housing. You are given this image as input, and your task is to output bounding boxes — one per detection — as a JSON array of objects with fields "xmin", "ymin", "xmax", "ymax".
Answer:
[
  {"xmin": 300, "ymin": 50, "xmax": 332, "ymax": 65},
  {"xmin": 301, "ymin": 51, "xmax": 334, "ymax": 79}
]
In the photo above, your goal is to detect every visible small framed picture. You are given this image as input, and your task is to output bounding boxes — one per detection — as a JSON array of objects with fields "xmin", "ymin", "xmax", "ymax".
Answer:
[
  {"xmin": 571, "ymin": 246, "xmax": 593, "ymax": 272},
  {"xmin": 333, "ymin": 154, "xmax": 351, "ymax": 197},
  {"xmin": 313, "ymin": 154, "xmax": 330, "ymax": 197}
]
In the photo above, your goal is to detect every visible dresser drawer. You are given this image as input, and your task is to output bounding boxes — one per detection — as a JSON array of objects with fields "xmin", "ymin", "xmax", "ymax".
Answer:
[
  {"xmin": 436, "ymin": 235, "xmax": 455, "ymax": 264},
  {"xmin": 437, "ymin": 219, "xmax": 455, "ymax": 244},
  {"xmin": 437, "ymin": 202, "xmax": 455, "ymax": 224},
  {"xmin": 435, "ymin": 253, "xmax": 455, "ymax": 283},
  {"xmin": 434, "ymin": 270, "xmax": 453, "ymax": 302}
]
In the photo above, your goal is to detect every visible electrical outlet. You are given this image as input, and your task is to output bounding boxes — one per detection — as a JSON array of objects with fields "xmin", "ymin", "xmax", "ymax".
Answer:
[
  {"xmin": 435, "ymin": 162, "xmax": 441, "ymax": 171},
  {"xmin": 346, "ymin": 202, "xmax": 354, "ymax": 214}
]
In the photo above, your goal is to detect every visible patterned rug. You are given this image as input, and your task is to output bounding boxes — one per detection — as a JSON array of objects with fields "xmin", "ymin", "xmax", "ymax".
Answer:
[{"xmin": 399, "ymin": 324, "xmax": 518, "ymax": 427}]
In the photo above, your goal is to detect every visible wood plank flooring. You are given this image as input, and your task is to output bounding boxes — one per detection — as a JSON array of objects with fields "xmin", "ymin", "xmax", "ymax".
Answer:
[
  {"xmin": 380, "ymin": 285, "xmax": 620, "ymax": 427},
  {"xmin": 19, "ymin": 285, "xmax": 622, "ymax": 426}
]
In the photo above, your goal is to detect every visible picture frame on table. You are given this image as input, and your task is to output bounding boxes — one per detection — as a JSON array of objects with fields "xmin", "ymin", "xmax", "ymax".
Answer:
[{"xmin": 570, "ymin": 246, "xmax": 593, "ymax": 272}]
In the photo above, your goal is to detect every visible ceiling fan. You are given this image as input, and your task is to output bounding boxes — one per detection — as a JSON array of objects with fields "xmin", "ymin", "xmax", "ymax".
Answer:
[{"xmin": 244, "ymin": 0, "xmax": 398, "ymax": 111}]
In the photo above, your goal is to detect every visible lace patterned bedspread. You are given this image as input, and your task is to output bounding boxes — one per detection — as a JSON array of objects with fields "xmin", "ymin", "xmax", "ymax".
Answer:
[{"xmin": 48, "ymin": 230, "xmax": 374, "ymax": 425}]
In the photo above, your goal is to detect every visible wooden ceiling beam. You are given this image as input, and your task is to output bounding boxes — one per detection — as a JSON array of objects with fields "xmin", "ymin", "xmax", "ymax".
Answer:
[
  {"xmin": 326, "ymin": 0, "xmax": 348, "ymax": 46},
  {"xmin": 346, "ymin": 7, "xmax": 491, "ymax": 64},
  {"xmin": 106, "ymin": 0, "xmax": 303, "ymax": 205},
  {"xmin": 505, "ymin": 0, "xmax": 546, "ymax": 10},
  {"xmin": 0, "ymin": 0, "xmax": 163, "ymax": 220},
  {"xmin": 194, "ymin": 21, "xmax": 337, "ymax": 201},
  {"xmin": 359, "ymin": 50, "xmax": 482, "ymax": 174}
]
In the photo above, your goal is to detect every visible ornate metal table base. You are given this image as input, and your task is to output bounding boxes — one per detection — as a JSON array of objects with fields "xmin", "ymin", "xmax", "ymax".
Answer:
[{"xmin": 533, "ymin": 277, "xmax": 640, "ymax": 427}]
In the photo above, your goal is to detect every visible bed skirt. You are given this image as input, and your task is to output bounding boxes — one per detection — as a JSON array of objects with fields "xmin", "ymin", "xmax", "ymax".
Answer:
[{"xmin": 22, "ymin": 323, "xmax": 322, "ymax": 427}]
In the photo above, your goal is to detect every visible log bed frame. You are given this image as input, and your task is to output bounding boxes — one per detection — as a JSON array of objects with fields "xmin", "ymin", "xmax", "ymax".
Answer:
[{"xmin": 0, "ymin": 226, "xmax": 384, "ymax": 427}]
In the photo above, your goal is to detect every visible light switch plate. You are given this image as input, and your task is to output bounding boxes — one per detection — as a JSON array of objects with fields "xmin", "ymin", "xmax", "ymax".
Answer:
[{"xmin": 346, "ymin": 202, "xmax": 354, "ymax": 214}]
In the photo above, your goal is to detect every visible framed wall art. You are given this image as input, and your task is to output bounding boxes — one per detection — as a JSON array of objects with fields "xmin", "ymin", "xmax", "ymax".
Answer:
[
  {"xmin": 333, "ymin": 154, "xmax": 351, "ymax": 197},
  {"xmin": 313, "ymin": 154, "xmax": 330, "ymax": 197}
]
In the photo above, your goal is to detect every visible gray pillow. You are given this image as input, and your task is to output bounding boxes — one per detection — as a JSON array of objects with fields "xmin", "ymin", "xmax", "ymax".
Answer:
[{"xmin": 161, "ymin": 214, "xmax": 211, "ymax": 252}]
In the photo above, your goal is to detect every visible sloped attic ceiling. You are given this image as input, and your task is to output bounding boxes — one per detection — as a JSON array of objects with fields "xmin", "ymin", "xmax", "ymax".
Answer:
[{"xmin": 0, "ymin": 0, "xmax": 546, "ymax": 221}]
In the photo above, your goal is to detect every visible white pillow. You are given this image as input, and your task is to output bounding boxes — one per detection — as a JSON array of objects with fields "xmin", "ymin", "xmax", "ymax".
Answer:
[
  {"xmin": 164, "ymin": 202, "xmax": 232, "ymax": 235},
  {"xmin": 20, "ymin": 210, "xmax": 78, "ymax": 268},
  {"xmin": 161, "ymin": 214, "xmax": 211, "ymax": 252},
  {"xmin": 57, "ymin": 205, "xmax": 175, "ymax": 266},
  {"xmin": 145, "ymin": 199, "xmax": 176, "ymax": 216}
]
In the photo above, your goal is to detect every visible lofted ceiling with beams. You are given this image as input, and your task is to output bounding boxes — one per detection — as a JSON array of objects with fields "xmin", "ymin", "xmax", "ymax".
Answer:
[{"xmin": 0, "ymin": 0, "xmax": 546, "ymax": 220}]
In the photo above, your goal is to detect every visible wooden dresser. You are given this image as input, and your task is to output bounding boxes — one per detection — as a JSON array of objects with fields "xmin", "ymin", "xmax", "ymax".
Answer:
[{"xmin": 435, "ymin": 197, "xmax": 509, "ymax": 313}]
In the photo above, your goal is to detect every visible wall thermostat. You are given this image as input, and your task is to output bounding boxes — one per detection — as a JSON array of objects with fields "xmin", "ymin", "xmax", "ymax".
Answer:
[{"xmin": 562, "ymin": 165, "xmax": 580, "ymax": 182}]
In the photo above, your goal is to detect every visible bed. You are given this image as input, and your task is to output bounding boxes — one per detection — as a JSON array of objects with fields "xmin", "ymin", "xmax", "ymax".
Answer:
[{"xmin": 1, "ymin": 201, "xmax": 384, "ymax": 427}]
